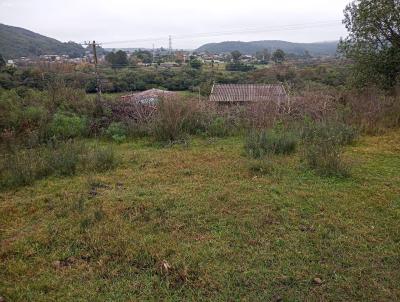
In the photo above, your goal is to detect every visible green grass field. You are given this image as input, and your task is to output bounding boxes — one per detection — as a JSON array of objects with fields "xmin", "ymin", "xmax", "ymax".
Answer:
[{"xmin": 1, "ymin": 131, "xmax": 400, "ymax": 301}]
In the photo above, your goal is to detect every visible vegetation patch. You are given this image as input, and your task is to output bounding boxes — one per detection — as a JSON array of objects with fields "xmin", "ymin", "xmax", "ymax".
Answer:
[
  {"xmin": 1, "ymin": 131, "xmax": 400, "ymax": 301},
  {"xmin": 245, "ymin": 126, "xmax": 297, "ymax": 158},
  {"xmin": 0, "ymin": 140, "xmax": 119, "ymax": 190},
  {"xmin": 300, "ymin": 121, "xmax": 357, "ymax": 177}
]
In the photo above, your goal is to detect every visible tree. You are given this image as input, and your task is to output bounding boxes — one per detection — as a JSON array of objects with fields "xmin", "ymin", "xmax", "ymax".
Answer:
[
  {"xmin": 135, "ymin": 50, "xmax": 153, "ymax": 64},
  {"xmin": 231, "ymin": 50, "xmax": 242, "ymax": 62},
  {"xmin": 256, "ymin": 49, "xmax": 271, "ymax": 64},
  {"xmin": 106, "ymin": 50, "xmax": 129, "ymax": 68},
  {"xmin": 189, "ymin": 56, "xmax": 203, "ymax": 69},
  {"xmin": 339, "ymin": 0, "xmax": 400, "ymax": 89},
  {"xmin": 272, "ymin": 49, "xmax": 286, "ymax": 64},
  {"xmin": 303, "ymin": 50, "xmax": 312, "ymax": 60},
  {"xmin": 0, "ymin": 54, "xmax": 5, "ymax": 69}
]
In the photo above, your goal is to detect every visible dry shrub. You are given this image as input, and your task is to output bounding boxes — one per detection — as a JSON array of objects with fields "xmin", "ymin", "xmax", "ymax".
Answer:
[
  {"xmin": 152, "ymin": 97, "xmax": 191, "ymax": 142},
  {"xmin": 283, "ymin": 90, "xmax": 339, "ymax": 123},
  {"xmin": 216, "ymin": 87, "xmax": 340, "ymax": 131},
  {"xmin": 343, "ymin": 89, "xmax": 400, "ymax": 134},
  {"xmin": 243, "ymin": 102, "xmax": 281, "ymax": 129},
  {"xmin": 107, "ymin": 98, "xmax": 157, "ymax": 124}
]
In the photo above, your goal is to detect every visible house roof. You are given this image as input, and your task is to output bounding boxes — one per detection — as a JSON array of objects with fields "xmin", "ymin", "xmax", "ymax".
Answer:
[
  {"xmin": 121, "ymin": 89, "xmax": 177, "ymax": 105},
  {"xmin": 209, "ymin": 84, "xmax": 287, "ymax": 103}
]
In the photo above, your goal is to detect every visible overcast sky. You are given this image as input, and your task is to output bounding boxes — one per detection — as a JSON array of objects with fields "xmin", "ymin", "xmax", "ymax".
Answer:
[{"xmin": 0, "ymin": 0, "xmax": 351, "ymax": 49}]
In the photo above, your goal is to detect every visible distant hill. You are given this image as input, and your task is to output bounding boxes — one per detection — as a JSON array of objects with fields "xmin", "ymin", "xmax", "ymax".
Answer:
[
  {"xmin": 196, "ymin": 40, "xmax": 339, "ymax": 56},
  {"xmin": 0, "ymin": 23, "xmax": 85, "ymax": 59}
]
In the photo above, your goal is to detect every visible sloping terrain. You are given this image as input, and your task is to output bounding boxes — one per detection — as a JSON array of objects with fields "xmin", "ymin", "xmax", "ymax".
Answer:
[
  {"xmin": 1, "ymin": 131, "xmax": 400, "ymax": 301},
  {"xmin": 0, "ymin": 23, "xmax": 84, "ymax": 59}
]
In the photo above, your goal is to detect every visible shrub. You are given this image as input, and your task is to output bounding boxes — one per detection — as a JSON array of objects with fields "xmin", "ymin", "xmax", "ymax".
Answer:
[
  {"xmin": 244, "ymin": 130, "xmax": 264, "ymax": 158},
  {"xmin": 152, "ymin": 97, "xmax": 190, "ymax": 143},
  {"xmin": 0, "ymin": 89, "xmax": 22, "ymax": 131},
  {"xmin": 19, "ymin": 105, "xmax": 48, "ymax": 132},
  {"xmin": 181, "ymin": 108, "xmax": 212, "ymax": 135},
  {"xmin": 0, "ymin": 151, "xmax": 37, "ymax": 189},
  {"xmin": 343, "ymin": 90, "xmax": 400, "ymax": 134},
  {"xmin": 208, "ymin": 117, "xmax": 230, "ymax": 137},
  {"xmin": 105, "ymin": 122, "xmax": 127, "ymax": 143},
  {"xmin": 46, "ymin": 141, "xmax": 84, "ymax": 176},
  {"xmin": 49, "ymin": 113, "xmax": 87, "ymax": 139},
  {"xmin": 301, "ymin": 120, "xmax": 358, "ymax": 147},
  {"xmin": 245, "ymin": 128, "xmax": 297, "ymax": 158},
  {"xmin": 89, "ymin": 146, "xmax": 118, "ymax": 172},
  {"xmin": 0, "ymin": 140, "xmax": 118, "ymax": 190},
  {"xmin": 302, "ymin": 139, "xmax": 349, "ymax": 177},
  {"xmin": 301, "ymin": 121, "xmax": 353, "ymax": 177}
]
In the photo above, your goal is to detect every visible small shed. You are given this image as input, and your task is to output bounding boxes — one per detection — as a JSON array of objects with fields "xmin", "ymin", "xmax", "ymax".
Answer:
[
  {"xmin": 209, "ymin": 84, "xmax": 287, "ymax": 105},
  {"xmin": 116, "ymin": 89, "xmax": 178, "ymax": 122},
  {"xmin": 121, "ymin": 89, "xmax": 178, "ymax": 105}
]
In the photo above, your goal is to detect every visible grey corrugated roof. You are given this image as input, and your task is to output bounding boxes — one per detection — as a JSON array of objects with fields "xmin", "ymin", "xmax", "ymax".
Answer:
[
  {"xmin": 121, "ymin": 89, "xmax": 177, "ymax": 104},
  {"xmin": 209, "ymin": 84, "xmax": 287, "ymax": 103}
]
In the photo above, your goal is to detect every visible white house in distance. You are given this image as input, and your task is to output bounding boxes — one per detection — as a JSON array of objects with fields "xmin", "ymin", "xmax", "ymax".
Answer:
[{"xmin": 6, "ymin": 60, "xmax": 15, "ymax": 67}]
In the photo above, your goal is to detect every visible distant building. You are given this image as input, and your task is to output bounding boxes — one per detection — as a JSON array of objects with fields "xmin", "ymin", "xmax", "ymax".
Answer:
[
  {"xmin": 6, "ymin": 60, "xmax": 15, "ymax": 67},
  {"xmin": 209, "ymin": 84, "xmax": 288, "ymax": 105},
  {"xmin": 160, "ymin": 62, "xmax": 179, "ymax": 68}
]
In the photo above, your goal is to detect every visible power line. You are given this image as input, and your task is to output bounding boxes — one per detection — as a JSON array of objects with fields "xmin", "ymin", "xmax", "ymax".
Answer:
[{"xmin": 94, "ymin": 20, "xmax": 343, "ymax": 46}]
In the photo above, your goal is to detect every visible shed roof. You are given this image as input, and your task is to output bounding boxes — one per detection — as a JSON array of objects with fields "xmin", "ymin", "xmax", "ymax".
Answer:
[
  {"xmin": 209, "ymin": 84, "xmax": 287, "ymax": 104},
  {"xmin": 121, "ymin": 89, "xmax": 178, "ymax": 105}
]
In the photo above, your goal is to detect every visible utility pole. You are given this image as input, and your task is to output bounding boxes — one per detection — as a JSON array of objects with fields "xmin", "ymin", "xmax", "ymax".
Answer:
[
  {"xmin": 168, "ymin": 35, "xmax": 172, "ymax": 54},
  {"xmin": 152, "ymin": 43, "xmax": 155, "ymax": 65},
  {"xmin": 168, "ymin": 35, "xmax": 173, "ymax": 61},
  {"xmin": 92, "ymin": 40, "xmax": 102, "ymax": 100}
]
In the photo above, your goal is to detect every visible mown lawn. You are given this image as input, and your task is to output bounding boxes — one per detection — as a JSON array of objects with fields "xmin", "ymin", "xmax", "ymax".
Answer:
[{"xmin": 1, "ymin": 131, "xmax": 400, "ymax": 301}]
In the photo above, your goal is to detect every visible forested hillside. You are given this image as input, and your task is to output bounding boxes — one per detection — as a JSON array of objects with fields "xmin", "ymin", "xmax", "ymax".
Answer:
[
  {"xmin": 197, "ymin": 40, "xmax": 338, "ymax": 56},
  {"xmin": 0, "ymin": 23, "xmax": 84, "ymax": 59}
]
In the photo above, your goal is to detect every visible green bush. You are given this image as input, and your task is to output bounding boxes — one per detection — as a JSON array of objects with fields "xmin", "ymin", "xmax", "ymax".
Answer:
[
  {"xmin": 0, "ymin": 151, "xmax": 38, "ymax": 188},
  {"xmin": 301, "ymin": 121, "xmax": 354, "ymax": 177},
  {"xmin": 105, "ymin": 122, "xmax": 127, "ymax": 143},
  {"xmin": 21, "ymin": 106, "xmax": 46, "ymax": 127},
  {"xmin": 0, "ymin": 141, "xmax": 118, "ymax": 190},
  {"xmin": 181, "ymin": 110, "xmax": 211, "ymax": 136},
  {"xmin": 49, "ymin": 113, "xmax": 87, "ymax": 139},
  {"xmin": 46, "ymin": 141, "xmax": 84, "ymax": 176},
  {"xmin": 245, "ymin": 128, "xmax": 297, "ymax": 158},
  {"xmin": 89, "ymin": 146, "xmax": 118, "ymax": 172},
  {"xmin": 208, "ymin": 117, "xmax": 230, "ymax": 137},
  {"xmin": 302, "ymin": 139, "xmax": 349, "ymax": 177},
  {"xmin": 301, "ymin": 120, "xmax": 358, "ymax": 146},
  {"xmin": 0, "ymin": 89, "xmax": 23, "ymax": 130}
]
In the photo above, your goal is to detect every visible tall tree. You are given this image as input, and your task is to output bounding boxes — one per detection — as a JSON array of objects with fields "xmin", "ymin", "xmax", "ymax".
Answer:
[
  {"xmin": 272, "ymin": 49, "xmax": 286, "ymax": 64},
  {"xmin": 231, "ymin": 50, "xmax": 242, "ymax": 62},
  {"xmin": 189, "ymin": 56, "xmax": 203, "ymax": 69},
  {"xmin": 339, "ymin": 0, "xmax": 400, "ymax": 89},
  {"xmin": 256, "ymin": 49, "xmax": 271, "ymax": 64},
  {"xmin": 106, "ymin": 50, "xmax": 129, "ymax": 68},
  {"xmin": 0, "ymin": 53, "xmax": 5, "ymax": 68}
]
